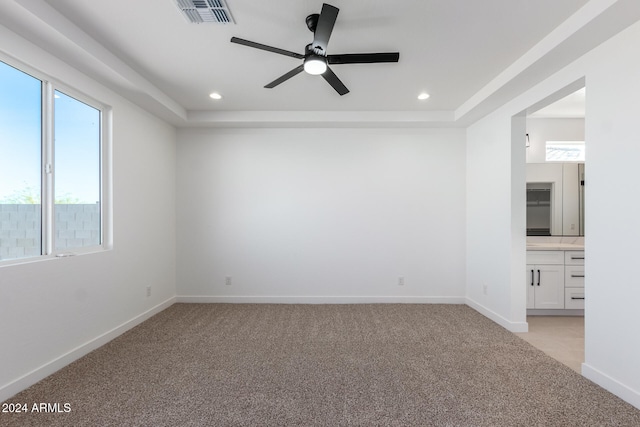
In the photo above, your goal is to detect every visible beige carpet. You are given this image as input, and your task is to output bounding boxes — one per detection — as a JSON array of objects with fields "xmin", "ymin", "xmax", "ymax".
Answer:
[{"xmin": 1, "ymin": 304, "xmax": 639, "ymax": 426}]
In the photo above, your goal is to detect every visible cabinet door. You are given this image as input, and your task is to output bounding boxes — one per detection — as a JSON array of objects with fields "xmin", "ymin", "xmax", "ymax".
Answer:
[
  {"xmin": 534, "ymin": 264, "xmax": 565, "ymax": 309},
  {"xmin": 526, "ymin": 265, "xmax": 536, "ymax": 309}
]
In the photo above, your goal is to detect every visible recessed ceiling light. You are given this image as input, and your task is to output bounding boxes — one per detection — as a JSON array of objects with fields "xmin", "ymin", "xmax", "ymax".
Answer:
[
  {"xmin": 209, "ymin": 92, "xmax": 223, "ymax": 100},
  {"xmin": 417, "ymin": 92, "xmax": 430, "ymax": 100}
]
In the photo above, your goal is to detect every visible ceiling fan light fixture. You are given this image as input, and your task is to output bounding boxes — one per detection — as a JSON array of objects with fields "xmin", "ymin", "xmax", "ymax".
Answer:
[
  {"xmin": 304, "ymin": 56, "xmax": 327, "ymax": 75},
  {"xmin": 229, "ymin": 3, "xmax": 399, "ymax": 95}
]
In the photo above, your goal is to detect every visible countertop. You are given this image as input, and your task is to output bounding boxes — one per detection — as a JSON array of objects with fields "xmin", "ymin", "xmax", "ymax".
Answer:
[
  {"xmin": 526, "ymin": 237, "xmax": 584, "ymax": 251},
  {"xmin": 526, "ymin": 243, "xmax": 584, "ymax": 251}
]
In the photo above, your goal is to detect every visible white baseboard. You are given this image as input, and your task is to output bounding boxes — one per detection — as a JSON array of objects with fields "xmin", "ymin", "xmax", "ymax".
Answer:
[
  {"xmin": 176, "ymin": 295, "xmax": 466, "ymax": 304},
  {"xmin": 0, "ymin": 297, "xmax": 175, "ymax": 403},
  {"xmin": 582, "ymin": 363, "xmax": 640, "ymax": 410},
  {"xmin": 465, "ymin": 297, "xmax": 528, "ymax": 332},
  {"xmin": 527, "ymin": 309, "xmax": 584, "ymax": 316}
]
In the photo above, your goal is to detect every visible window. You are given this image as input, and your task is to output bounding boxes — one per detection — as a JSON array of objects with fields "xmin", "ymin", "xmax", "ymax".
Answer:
[
  {"xmin": 0, "ymin": 59, "xmax": 105, "ymax": 262},
  {"xmin": 545, "ymin": 141, "xmax": 585, "ymax": 162},
  {"xmin": 54, "ymin": 91, "xmax": 101, "ymax": 250},
  {"xmin": 0, "ymin": 62, "xmax": 42, "ymax": 260}
]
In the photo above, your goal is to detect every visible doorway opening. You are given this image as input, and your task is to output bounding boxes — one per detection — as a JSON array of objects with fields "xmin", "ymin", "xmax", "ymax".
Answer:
[{"xmin": 519, "ymin": 79, "xmax": 586, "ymax": 373}]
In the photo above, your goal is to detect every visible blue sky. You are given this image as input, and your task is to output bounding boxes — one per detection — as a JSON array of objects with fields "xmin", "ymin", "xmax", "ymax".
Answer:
[{"xmin": 0, "ymin": 60, "xmax": 100, "ymax": 204}]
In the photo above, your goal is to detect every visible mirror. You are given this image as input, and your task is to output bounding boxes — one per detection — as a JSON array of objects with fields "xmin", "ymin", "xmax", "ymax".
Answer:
[
  {"xmin": 526, "ymin": 162, "xmax": 584, "ymax": 236},
  {"xmin": 526, "ymin": 88, "xmax": 585, "ymax": 236}
]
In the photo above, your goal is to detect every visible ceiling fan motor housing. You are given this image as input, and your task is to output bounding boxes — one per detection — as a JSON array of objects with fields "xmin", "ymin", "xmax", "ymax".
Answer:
[
  {"xmin": 306, "ymin": 14, "xmax": 319, "ymax": 32},
  {"xmin": 305, "ymin": 43, "xmax": 324, "ymax": 57}
]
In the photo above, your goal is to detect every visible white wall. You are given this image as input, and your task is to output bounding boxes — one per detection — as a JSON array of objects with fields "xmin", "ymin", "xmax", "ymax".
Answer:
[
  {"xmin": 467, "ymin": 19, "xmax": 640, "ymax": 409},
  {"xmin": 0, "ymin": 25, "xmax": 177, "ymax": 401},
  {"xmin": 581, "ymin": 19, "xmax": 640, "ymax": 407},
  {"xmin": 465, "ymin": 114, "xmax": 527, "ymax": 330},
  {"xmin": 176, "ymin": 128, "xmax": 466, "ymax": 302}
]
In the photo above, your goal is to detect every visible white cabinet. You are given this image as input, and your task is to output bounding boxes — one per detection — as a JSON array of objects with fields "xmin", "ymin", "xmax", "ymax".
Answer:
[
  {"xmin": 526, "ymin": 263, "xmax": 565, "ymax": 309},
  {"xmin": 564, "ymin": 251, "xmax": 585, "ymax": 309},
  {"xmin": 526, "ymin": 249, "xmax": 585, "ymax": 311}
]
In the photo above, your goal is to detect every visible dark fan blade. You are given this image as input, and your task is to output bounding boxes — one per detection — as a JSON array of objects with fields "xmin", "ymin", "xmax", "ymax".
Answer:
[
  {"xmin": 231, "ymin": 37, "xmax": 304, "ymax": 59},
  {"xmin": 328, "ymin": 52, "xmax": 400, "ymax": 64},
  {"xmin": 321, "ymin": 66, "xmax": 349, "ymax": 96},
  {"xmin": 265, "ymin": 64, "xmax": 305, "ymax": 88},
  {"xmin": 312, "ymin": 4, "xmax": 339, "ymax": 54}
]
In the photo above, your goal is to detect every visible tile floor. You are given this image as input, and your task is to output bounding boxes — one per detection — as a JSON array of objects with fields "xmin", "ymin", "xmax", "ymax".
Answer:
[{"xmin": 515, "ymin": 316, "xmax": 585, "ymax": 374}]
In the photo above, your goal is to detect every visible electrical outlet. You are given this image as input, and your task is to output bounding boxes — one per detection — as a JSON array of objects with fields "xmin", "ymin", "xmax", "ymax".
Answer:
[
  {"xmin": 398, "ymin": 276, "xmax": 405, "ymax": 286},
  {"xmin": 225, "ymin": 276, "xmax": 232, "ymax": 286},
  {"xmin": 146, "ymin": 286, "xmax": 151, "ymax": 297}
]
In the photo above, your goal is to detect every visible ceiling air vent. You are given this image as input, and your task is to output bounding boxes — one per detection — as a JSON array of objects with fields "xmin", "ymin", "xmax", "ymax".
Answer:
[{"xmin": 175, "ymin": 0, "xmax": 235, "ymax": 24}]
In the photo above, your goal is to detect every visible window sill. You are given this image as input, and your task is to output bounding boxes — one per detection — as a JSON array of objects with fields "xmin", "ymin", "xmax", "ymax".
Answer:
[{"xmin": 0, "ymin": 246, "xmax": 110, "ymax": 268}]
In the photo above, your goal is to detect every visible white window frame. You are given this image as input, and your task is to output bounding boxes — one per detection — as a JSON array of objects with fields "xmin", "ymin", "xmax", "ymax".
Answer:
[
  {"xmin": 0, "ymin": 56, "xmax": 112, "ymax": 266},
  {"xmin": 545, "ymin": 140, "xmax": 585, "ymax": 162}
]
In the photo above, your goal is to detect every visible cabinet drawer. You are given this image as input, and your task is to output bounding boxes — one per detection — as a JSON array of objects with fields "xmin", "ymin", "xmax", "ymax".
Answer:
[
  {"xmin": 565, "ymin": 266, "xmax": 585, "ymax": 287},
  {"xmin": 565, "ymin": 251, "xmax": 585, "ymax": 265},
  {"xmin": 565, "ymin": 288, "xmax": 585, "ymax": 309},
  {"xmin": 526, "ymin": 251, "xmax": 564, "ymax": 265}
]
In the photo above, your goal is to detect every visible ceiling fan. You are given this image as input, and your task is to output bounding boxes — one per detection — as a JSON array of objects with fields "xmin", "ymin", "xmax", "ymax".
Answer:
[{"xmin": 230, "ymin": 3, "xmax": 400, "ymax": 96}]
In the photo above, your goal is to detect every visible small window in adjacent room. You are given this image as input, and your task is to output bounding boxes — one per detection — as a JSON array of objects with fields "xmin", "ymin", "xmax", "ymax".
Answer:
[{"xmin": 545, "ymin": 141, "xmax": 585, "ymax": 162}]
